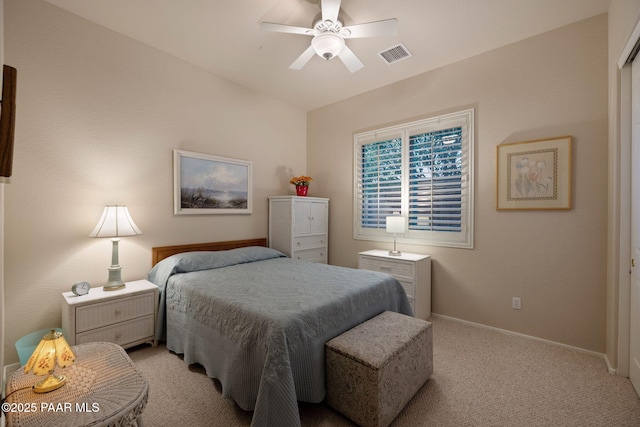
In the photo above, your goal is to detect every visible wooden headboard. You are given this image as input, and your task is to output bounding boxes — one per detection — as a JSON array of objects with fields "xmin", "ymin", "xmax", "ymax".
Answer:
[{"xmin": 151, "ymin": 238, "xmax": 267, "ymax": 266}]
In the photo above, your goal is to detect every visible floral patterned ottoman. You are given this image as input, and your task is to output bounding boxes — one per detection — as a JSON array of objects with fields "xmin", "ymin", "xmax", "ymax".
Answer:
[{"xmin": 325, "ymin": 311, "xmax": 433, "ymax": 427}]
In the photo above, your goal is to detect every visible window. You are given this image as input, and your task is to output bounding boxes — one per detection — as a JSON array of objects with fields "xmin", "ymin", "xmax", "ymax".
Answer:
[{"xmin": 354, "ymin": 109, "xmax": 474, "ymax": 248}]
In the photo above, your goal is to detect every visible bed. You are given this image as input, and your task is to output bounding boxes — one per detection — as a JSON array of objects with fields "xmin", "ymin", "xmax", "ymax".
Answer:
[{"xmin": 148, "ymin": 238, "xmax": 412, "ymax": 427}]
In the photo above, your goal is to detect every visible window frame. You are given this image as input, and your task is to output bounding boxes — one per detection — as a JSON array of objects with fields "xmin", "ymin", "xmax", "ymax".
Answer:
[{"xmin": 353, "ymin": 108, "xmax": 474, "ymax": 249}]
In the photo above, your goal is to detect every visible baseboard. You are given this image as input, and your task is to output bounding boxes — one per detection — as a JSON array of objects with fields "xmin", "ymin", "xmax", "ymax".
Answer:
[
  {"xmin": 430, "ymin": 313, "xmax": 608, "ymax": 362},
  {"xmin": 604, "ymin": 354, "xmax": 618, "ymax": 375}
]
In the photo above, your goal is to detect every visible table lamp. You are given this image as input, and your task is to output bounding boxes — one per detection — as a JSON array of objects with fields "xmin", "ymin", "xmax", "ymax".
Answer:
[
  {"xmin": 386, "ymin": 214, "xmax": 406, "ymax": 256},
  {"xmin": 89, "ymin": 205, "xmax": 142, "ymax": 291},
  {"xmin": 24, "ymin": 330, "xmax": 75, "ymax": 393}
]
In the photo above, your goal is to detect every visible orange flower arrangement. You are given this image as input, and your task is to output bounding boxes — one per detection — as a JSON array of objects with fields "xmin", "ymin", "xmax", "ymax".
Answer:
[{"xmin": 289, "ymin": 175, "xmax": 313, "ymax": 187}]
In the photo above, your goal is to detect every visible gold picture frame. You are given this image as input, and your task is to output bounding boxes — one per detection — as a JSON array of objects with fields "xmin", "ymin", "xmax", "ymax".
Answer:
[{"xmin": 496, "ymin": 136, "xmax": 572, "ymax": 210}]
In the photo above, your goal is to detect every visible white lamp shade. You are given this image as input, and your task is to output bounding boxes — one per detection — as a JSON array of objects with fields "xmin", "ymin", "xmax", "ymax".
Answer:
[
  {"xmin": 386, "ymin": 215, "xmax": 406, "ymax": 234},
  {"xmin": 89, "ymin": 205, "xmax": 142, "ymax": 238},
  {"xmin": 312, "ymin": 33, "xmax": 345, "ymax": 60}
]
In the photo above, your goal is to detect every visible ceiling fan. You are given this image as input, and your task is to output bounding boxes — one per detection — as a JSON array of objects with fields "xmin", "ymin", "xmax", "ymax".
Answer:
[{"xmin": 261, "ymin": 0, "xmax": 398, "ymax": 73}]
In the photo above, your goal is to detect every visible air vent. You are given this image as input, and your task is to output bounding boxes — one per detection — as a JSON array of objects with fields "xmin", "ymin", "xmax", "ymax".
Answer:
[{"xmin": 378, "ymin": 43, "xmax": 412, "ymax": 65}]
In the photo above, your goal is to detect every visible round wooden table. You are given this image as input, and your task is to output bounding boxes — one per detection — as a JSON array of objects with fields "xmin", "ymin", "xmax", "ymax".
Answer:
[{"xmin": 4, "ymin": 342, "xmax": 148, "ymax": 426}]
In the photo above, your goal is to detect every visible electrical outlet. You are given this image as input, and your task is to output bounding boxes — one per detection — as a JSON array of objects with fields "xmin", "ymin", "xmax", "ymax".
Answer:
[{"xmin": 512, "ymin": 297, "xmax": 522, "ymax": 310}]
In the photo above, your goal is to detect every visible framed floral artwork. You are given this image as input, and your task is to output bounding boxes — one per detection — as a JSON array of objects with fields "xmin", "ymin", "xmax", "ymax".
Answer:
[
  {"xmin": 496, "ymin": 136, "xmax": 572, "ymax": 210},
  {"xmin": 173, "ymin": 149, "xmax": 252, "ymax": 215}
]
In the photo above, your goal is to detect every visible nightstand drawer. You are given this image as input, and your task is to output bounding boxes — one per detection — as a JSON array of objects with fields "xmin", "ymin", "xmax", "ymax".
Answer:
[
  {"xmin": 398, "ymin": 279, "xmax": 415, "ymax": 299},
  {"xmin": 76, "ymin": 293, "xmax": 155, "ymax": 333},
  {"xmin": 359, "ymin": 256, "xmax": 415, "ymax": 279},
  {"xmin": 294, "ymin": 234, "xmax": 327, "ymax": 249},
  {"xmin": 76, "ymin": 315, "xmax": 154, "ymax": 347}
]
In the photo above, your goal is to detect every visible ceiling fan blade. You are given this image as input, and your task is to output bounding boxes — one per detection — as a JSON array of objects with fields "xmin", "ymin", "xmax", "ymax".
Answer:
[
  {"xmin": 261, "ymin": 22, "xmax": 313, "ymax": 36},
  {"xmin": 338, "ymin": 45, "xmax": 364, "ymax": 73},
  {"xmin": 321, "ymin": 0, "xmax": 341, "ymax": 23},
  {"xmin": 289, "ymin": 45, "xmax": 316, "ymax": 70},
  {"xmin": 343, "ymin": 18, "xmax": 398, "ymax": 38}
]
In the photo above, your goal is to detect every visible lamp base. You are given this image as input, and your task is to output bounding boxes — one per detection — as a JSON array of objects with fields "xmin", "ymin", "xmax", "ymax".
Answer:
[
  {"xmin": 33, "ymin": 373, "xmax": 67, "ymax": 393},
  {"xmin": 388, "ymin": 250, "xmax": 402, "ymax": 256},
  {"xmin": 103, "ymin": 239, "xmax": 126, "ymax": 291},
  {"xmin": 103, "ymin": 282, "xmax": 126, "ymax": 291},
  {"xmin": 104, "ymin": 265, "xmax": 126, "ymax": 291}
]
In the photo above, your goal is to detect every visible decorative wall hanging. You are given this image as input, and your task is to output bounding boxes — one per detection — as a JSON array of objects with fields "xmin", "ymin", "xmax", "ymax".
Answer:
[
  {"xmin": 0, "ymin": 65, "xmax": 17, "ymax": 182},
  {"xmin": 174, "ymin": 149, "xmax": 252, "ymax": 215},
  {"xmin": 496, "ymin": 136, "xmax": 572, "ymax": 210}
]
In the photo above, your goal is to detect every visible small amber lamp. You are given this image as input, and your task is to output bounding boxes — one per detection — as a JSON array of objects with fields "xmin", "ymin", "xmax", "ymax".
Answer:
[{"xmin": 24, "ymin": 330, "xmax": 76, "ymax": 393}]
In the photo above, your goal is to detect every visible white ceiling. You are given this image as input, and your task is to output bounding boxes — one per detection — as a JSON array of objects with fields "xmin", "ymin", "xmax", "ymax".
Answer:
[{"xmin": 44, "ymin": 0, "xmax": 610, "ymax": 111}]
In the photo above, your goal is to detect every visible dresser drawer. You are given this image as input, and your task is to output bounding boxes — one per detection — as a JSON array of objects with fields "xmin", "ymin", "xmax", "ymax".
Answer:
[
  {"xmin": 76, "ymin": 315, "xmax": 154, "ymax": 347},
  {"xmin": 293, "ymin": 247, "xmax": 327, "ymax": 262},
  {"xmin": 294, "ymin": 234, "xmax": 327, "ymax": 249},
  {"xmin": 76, "ymin": 293, "xmax": 155, "ymax": 333},
  {"xmin": 359, "ymin": 256, "xmax": 415, "ymax": 279}
]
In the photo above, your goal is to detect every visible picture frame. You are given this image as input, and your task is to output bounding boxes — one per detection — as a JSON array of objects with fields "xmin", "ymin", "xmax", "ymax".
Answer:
[
  {"xmin": 173, "ymin": 149, "xmax": 252, "ymax": 215},
  {"xmin": 496, "ymin": 136, "xmax": 572, "ymax": 210}
]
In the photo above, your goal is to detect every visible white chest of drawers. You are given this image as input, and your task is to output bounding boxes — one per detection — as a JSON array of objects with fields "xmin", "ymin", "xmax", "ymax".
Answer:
[
  {"xmin": 62, "ymin": 279, "xmax": 158, "ymax": 348},
  {"xmin": 269, "ymin": 196, "xmax": 329, "ymax": 263},
  {"xmin": 358, "ymin": 250, "xmax": 431, "ymax": 320}
]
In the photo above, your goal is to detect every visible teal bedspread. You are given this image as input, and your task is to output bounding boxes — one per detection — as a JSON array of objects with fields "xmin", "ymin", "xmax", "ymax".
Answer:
[{"xmin": 148, "ymin": 246, "xmax": 412, "ymax": 427}]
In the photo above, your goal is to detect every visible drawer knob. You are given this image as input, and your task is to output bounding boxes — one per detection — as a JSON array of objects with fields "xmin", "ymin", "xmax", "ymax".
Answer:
[{"xmin": 114, "ymin": 309, "xmax": 122, "ymax": 316}]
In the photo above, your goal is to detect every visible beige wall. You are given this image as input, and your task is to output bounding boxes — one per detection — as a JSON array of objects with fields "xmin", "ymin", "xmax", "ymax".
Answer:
[
  {"xmin": 2, "ymin": 0, "xmax": 307, "ymax": 364},
  {"xmin": 308, "ymin": 15, "xmax": 608, "ymax": 352}
]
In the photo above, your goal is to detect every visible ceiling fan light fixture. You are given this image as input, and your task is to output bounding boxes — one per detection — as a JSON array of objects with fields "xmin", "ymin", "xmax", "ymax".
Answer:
[
  {"xmin": 312, "ymin": 33, "xmax": 345, "ymax": 60},
  {"xmin": 261, "ymin": 0, "xmax": 397, "ymax": 71}
]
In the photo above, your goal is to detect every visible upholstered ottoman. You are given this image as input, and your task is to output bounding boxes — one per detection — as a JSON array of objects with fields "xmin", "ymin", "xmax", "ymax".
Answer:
[{"xmin": 325, "ymin": 311, "xmax": 433, "ymax": 427}]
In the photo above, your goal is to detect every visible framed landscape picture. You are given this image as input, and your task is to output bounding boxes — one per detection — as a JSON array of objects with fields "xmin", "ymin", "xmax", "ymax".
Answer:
[
  {"xmin": 496, "ymin": 136, "xmax": 572, "ymax": 210},
  {"xmin": 173, "ymin": 149, "xmax": 252, "ymax": 215}
]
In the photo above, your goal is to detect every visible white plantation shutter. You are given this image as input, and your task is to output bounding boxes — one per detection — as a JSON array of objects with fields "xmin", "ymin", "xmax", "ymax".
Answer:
[
  {"xmin": 358, "ymin": 137, "xmax": 402, "ymax": 229},
  {"xmin": 354, "ymin": 109, "xmax": 474, "ymax": 248}
]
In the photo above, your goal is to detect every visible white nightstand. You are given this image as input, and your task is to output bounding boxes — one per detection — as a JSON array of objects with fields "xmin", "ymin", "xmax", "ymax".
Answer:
[
  {"xmin": 358, "ymin": 250, "xmax": 432, "ymax": 320},
  {"xmin": 62, "ymin": 279, "xmax": 158, "ymax": 348}
]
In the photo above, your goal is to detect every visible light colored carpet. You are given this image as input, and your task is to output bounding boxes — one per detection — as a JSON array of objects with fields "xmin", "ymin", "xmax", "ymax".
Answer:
[{"xmin": 127, "ymin": 316, "xmax": 640, "ymax": 426}]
